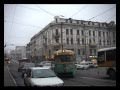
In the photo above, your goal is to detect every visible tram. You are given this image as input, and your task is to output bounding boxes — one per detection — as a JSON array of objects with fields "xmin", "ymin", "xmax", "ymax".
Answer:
[{"xmin": 53, "ymin": 49, "xmax": 76, "ymax": 77}]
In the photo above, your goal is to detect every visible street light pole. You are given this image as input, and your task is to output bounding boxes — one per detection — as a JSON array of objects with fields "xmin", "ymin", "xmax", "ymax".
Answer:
[
  {"xmin": 61, "ymin": 22, "xmax": 63, "ymax": 52},
  {"xmin": 84, "ymin": 24, "xmax": 87, "ymax": 61}
]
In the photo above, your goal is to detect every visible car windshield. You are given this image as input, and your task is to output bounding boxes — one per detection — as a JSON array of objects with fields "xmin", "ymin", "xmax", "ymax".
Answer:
[
  {"xmin": 32, "ymin": 69, "xmax": 56, "ymax": 78},
  {"xmin": 24, "ymin": 63, "xmax": 35, "ymax": 68},
  {"xmin": 81, "ymin": 63, "xmax": 88, "ymax": 65},
  {"xmin": 44, "ymin": 63, "xmax": 51, "ymax": 66}
]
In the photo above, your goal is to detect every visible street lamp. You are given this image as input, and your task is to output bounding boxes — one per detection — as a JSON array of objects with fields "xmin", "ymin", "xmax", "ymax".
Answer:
[{"xmin": 59, "ymin": 15, "xmax": 64, "ymax": 52}]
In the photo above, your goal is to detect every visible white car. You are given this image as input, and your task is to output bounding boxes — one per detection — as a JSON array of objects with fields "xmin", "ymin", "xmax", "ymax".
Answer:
[
  {"xmin": 36, "ymin": 61, "xmax": 55, "ymax": 69},
  {"xmin": 24, "ymin": 67, "xmax": 64, "ymax": 86},
  {"xmin": 75, "ymin": 63, "xmax": 90, "ymax": 69}
]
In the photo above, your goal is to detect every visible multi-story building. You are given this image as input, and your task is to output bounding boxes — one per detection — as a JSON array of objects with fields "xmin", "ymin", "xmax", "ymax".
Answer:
[
  {"xmin": 10, "ymin": 50, "xmax": 16, "ymax": 60},
  {"xmin": 15, "ymin": 46, "xmax": 26, "ymax": 60},
  {"xmin": 26, "ymin": 43, "xmax": 31, "ymax": 60},
  {"xmin": 28, "ymin": 16, "xmax": 116, "ymax": 62}
]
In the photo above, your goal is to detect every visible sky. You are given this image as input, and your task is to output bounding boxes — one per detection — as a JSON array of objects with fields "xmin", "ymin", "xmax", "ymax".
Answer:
[{"xmin": 4, "ymin": 4, "xmax": 116, "ymax": 52}]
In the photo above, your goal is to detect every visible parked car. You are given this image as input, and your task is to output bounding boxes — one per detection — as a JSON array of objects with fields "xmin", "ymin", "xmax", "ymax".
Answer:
[
  {"xmin": 75, "ymin": 63, "xmax": 90, "ymax": 69},
  {"xmin": 81, "ymin": 61, "xmax": 98, "ymax": 68},
  {"xmin": 23, "ymin": 67, "xmax": 64, "ymax": 86}
]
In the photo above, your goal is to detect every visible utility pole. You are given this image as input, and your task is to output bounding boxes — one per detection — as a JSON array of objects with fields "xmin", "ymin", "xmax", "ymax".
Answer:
[
  {"xmin": 61, "ymin": 22, "xmax": 63, "ymax": 52},
  {"xmin": 84, "ymin": 24, "xmax": 87, "ymax": 61}
]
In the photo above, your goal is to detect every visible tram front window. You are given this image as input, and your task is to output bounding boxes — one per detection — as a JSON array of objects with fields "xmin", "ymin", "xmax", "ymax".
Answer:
[{"xmin": 60, "ymin": 55, "xmax": 73, "ymax": 62}]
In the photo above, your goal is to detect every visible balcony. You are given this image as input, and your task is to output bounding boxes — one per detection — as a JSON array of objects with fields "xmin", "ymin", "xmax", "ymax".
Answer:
[{"xmin": 89, "ymin": 43, "xmax": 97, "ymax": 48}]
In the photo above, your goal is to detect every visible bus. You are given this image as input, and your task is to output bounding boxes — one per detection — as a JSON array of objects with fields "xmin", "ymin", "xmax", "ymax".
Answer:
[
  {"xmin": 53, "ymin": 49, "xmax": 76, "ymax": 77},
  {"xmin": 97, "ymin": 47, "xmax": 116, "ymax": 79},
  {"xmin": 98, "ymin": 47, "xmax": 116, "ymax": 66}
]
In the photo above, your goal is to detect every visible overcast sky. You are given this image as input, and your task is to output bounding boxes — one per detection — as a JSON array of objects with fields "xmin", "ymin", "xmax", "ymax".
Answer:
[{"xmin": 4, "ymin": 4, "xmax": 116, "ymax": 51}]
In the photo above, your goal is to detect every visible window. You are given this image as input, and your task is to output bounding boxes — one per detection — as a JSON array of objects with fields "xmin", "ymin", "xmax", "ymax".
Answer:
[
  {"xmin": 93, "ymin": 38, "xmax": 95, "ymax": 43},
  {"xmin": 81, "ymin": 30, "xmax": 84, "ymax": 35},
  {"xmin": 107, "ymin": 40, "xmax": 109, "ymax": 45},
  {"xmin": 102, "ymin": 23, "xmax": 104, "ymax": 26},
  {"xmin": 82, "ymin": 38, "xmax": 84, "ymax": 45},
  {"xmin": 77, "ymin": 38, "xmax": 80, "ymax": 44},
  {"xmin": 89, "ymin": 31, "xmax": 91, "ymax": 36},
  {"xmin": 93, "ymin": 31, "xmax": 95, "ymax": 36},
  {"xmin": 70, "ymin": 19, "xmax": 72, "ymax": 23},
  {"xmin": 113, "ymin": 40, "xmax": 116, "ymax": 45},
  {"xmin": 66, "ymin": 29, "xmax": 69, "ymax": 35},
  {"xmin": 99, "ymin": 31, "xmax": 101, "ymax": 37},
  {"xmin": 71, "ymin": 38, "xmax": 73, "ymax": 44},
  {"xmin": 66, "ymin": 38, "xmax": 69, "ymax": 44},
  {"xmin": 103, "ymin": 32, "xmax": 105, "ymax": 37},
  {"xmin": 92, "ymin": 22, "xmax": 94, "ymax": 25},
  {"xmin": 77, "ymin": 21, "xmax": 79, "ymax": 24},
  {"xmin": 88, "ymin": 22, "xmax": 90, "ymax": 25},
  {"xmin": 77, "ymin": 30, "xmax": 79, "ymax": 35},
  {"xmin": 70, "ymin": 29, "xmax": 73, "ymax": 35},
  {"xmin": 55, "ymin": 38, "xmax": 59, "ymax": 43},
  {"xmin": 81, "ymin": 21, "xmax": 83, "ymax": 24},
  {"xmin": 89, "ymin": 39, "xmax": 91, "ymax": 44},
  {"xmin": 56, "ymin": 18, "xmax": 57, "ymax": 23},
  {"xmin": 99, "ymin": 40, "xmax": 101, "ymax": 45},
  {"xmin": 106, "ymin": 32, "xmax": 108, "ymax": 37},
  {"xmin": 78, "ymin": 49, "xmax": 80, "ymax": 55},
  {"xmin": 56, "ymin": 29, "xmax": 58, "ymax": 35}
]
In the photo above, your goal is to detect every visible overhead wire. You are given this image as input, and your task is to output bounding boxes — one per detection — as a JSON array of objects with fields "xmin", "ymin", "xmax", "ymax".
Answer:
[
  {"xmin": 11, "ymin": 5, "xmax": 17, "ymax": 31},
  {"xmin": 70, "ymin": 5, "xmax": 88, "ymax": 18},
  {"xmin": 36, "ymin": 5, "xmax": 55, "ymax": 17},
  {"xmin": 87, "ymin": 6, "xmax": 116, "ymax": 21},
  {"xmin": 105, "ymin": 14, "xmax": 116, "ymax": 22},
  {"xmin": 18, "ymin": 5, "xmax": 43, "ymax": 14}
]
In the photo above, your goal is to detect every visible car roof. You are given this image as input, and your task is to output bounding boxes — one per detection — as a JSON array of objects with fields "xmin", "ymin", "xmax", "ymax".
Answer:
[{"xmin": 29, "ymin": 67, "xmax": 51, "ymax": 70}]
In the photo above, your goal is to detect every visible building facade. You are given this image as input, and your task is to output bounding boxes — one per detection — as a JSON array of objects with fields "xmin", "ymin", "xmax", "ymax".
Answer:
[
  {"xmin": 15, "ymin": 46, "xmax": 26, "ymax": 60},
  {"xmin": 28, "ymin": 16, "xmax": 116, "ymax": 62},
  {"xmin": 26, "ymin": 43, "xmax": 31, "ymax": 60}
]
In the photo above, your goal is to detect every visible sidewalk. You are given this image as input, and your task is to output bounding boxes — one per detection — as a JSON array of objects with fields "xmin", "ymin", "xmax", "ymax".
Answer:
[{"xmin": 4, "ymin": 63, "xmax": 17, "ymax": 86}]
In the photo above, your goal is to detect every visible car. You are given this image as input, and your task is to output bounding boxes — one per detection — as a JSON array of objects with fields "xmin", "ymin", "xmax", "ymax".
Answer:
[
  {"xmin": 21, "ymin": 63, "xmax": 35, "ymax": 77},
  {"xmin": 18, "ymin": 62, "xmax": 25, "ymax": 72},
  {"xmin": 23, "ymin": 67, "xmax": 64, "ymax": 86},
  {"xmin": 4, "ymin": 58, "xmax": 10, "ymax": 64},
  {"xmin": 75, "ymin": 63, "xmax": 90, "ymax": 69},
  {"xmin": 36, "ymin": 61, "xmax": 55, "ymax": 69},
  {"xmin": 87, "ymin": 61, "xmax": 95, "ymax": 68}
]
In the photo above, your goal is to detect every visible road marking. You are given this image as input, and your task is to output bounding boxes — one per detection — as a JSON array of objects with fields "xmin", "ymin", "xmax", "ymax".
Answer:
[
  {"xmin": 80, "ymin": 77, "xmax": 116, "ymax": 83},
  {"xmin": 6, "ymin": 66, "xmax": 17, "ymax": 86}
]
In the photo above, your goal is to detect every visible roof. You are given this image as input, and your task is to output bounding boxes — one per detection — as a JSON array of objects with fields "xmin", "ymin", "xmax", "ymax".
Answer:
[
  {"xmin": 54, "ymin": 49, "xmax": 74, "ymax": 55},
  {"xmin": 29, "ymin": 67, "xmax": 50, "ymax": 70},
  {"xmin": 98, "ymin": 47, "xmax": 116, "ymax": 52}
]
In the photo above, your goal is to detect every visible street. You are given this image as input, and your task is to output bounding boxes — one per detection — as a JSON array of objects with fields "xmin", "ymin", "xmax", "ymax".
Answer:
[{"xmin": 4, "ymin": 59, "xmax": 116, "ymax": 86}]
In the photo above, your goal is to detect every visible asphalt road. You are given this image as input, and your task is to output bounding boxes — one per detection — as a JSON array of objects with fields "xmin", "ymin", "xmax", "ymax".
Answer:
[{"xmin": 4, "ymin": 59, "xmax": 116, "ymax": 86}]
